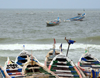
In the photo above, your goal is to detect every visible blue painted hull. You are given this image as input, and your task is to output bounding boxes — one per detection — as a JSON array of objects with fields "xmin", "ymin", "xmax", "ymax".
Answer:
[{"xmin": 65, "ymin": 13, "xmax": 86, "ymax": 21}]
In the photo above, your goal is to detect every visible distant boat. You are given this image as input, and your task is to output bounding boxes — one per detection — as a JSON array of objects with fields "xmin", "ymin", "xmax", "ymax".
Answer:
[
  {"xmin": 46, "ymin": 17, "xmax": 61, "ymax": 27},
  {"xmin": 64, "ymin": 13, "xmax": 86, "ymax": 22},
  {"xmin": 78, "ymin": 49, "xmax": 100, "ymax": 77}
]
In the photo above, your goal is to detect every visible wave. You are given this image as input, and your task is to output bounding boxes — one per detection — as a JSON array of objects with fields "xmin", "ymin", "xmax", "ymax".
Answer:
[
  {"xmin": 0, "ymin": 38, "xmax": 9, "ymax": 40},
  {"xmin": 0, "ymin": 43, "xmax": 100, "ymax": 50},
  {"xmin": 86, "ymin": 36, "xmax": 100, "ymax": 41},
  {"xmin": 75, "ymin": 36, "xmax": 100, "ymax": 44}
]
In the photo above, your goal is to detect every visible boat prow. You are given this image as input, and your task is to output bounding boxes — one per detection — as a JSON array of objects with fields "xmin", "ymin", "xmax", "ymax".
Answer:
[
  {"xmin": 45, "ymin": 50, "xmax": 60, "ymax": 68},
  {"xmin": 45, "ymin": 39, "xmax": 60, "ymax": 68},
  {"xmin": 22, "ymin": 55, "xmax": 58, "ymax": 78},
  {"xmin": 15, "ymin": 51, "xmax": 31, "ymax": 67}
]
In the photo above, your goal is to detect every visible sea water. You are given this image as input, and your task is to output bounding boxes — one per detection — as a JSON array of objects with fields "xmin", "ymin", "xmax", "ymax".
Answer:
[{"xmin": 0, "ymin": 9, "xmax": 100, "ymax": 66}]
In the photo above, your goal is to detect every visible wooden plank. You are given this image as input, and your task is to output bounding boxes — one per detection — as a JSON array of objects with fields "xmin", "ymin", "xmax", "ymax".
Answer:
[
  {"xmin": 52, "ymin": 65, "xmax": 73, "ymax": 68},
  {"xmin": 57, "ymin": 61, "xmax": 67, "ymax": 64},
  {"xmin": 56, "ymin": 74, "xmax": 79, "ymax": 77},
  {"xmin": 55, "ymin": 70, "xmax": 76, "ymax": 73},
  {"xmin": 28, "ymin": 67, "xmax": 40, "ymax": 69}
]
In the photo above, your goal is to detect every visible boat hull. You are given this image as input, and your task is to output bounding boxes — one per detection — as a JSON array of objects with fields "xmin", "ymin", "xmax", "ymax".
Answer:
[
  {"xmin": 49, "ymin": 54, "xmax": 85, "ymax": 78},
  {"xmin": 15, "ymin": 51, "xmax": 31, "ymax": 67},
  {"xmin": 45, "ymin": 50, "xmax": 60, "ymax": 68},
  {"xmin": 64, "ymin": 13, "xmax": 86, "ymax": 22},
  {"xmin": 0, "ymin": 58, "xmax": 24, "ymax": 78},
  {"xmin": 22, "ymin": 56, "xmax": 58, "ymax": 78},
  {"xmin": 46, "ymin": 22, "xmax": 60, "ymax": 26},
  {"xmin": 78, "ymin": 52, "xmax": 100, "ymax": 77}
]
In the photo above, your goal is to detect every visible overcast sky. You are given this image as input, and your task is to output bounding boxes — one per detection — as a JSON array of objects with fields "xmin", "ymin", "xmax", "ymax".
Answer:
[{"xmin": 0, "ymin": 0, "xmax": 100, "ymax": 9}]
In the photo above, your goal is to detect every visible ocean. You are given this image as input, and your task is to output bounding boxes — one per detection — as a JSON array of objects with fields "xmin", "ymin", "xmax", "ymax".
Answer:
[{"xmin": 0, "ymin": 9, "xmax": 100, "ymax": 66}]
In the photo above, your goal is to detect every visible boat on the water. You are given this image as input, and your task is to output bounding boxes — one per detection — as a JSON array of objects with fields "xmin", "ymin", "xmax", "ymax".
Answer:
[
  {"xmin": 0, "ymin": 57, "xmax": 24, "ymax": 78},
  {"xmin": 48, "ymin": 38, "xmax": 86, "ymax": 78},
  {"xmin": 15, "ymin": 45, "xmax": 31, "ymax": 67},
  {"xmin": 22, "ymin": 54, "xmax": 58, "ymax": 78},
  {"xmin": 46, "ymin": 17, "xmax": 61, "ymax": 26},
  {"xmin": 45, "ymin": 39, "xmax": 60, "ymax": 68},
  {"xmin": 78, "ymin": 49, "xmax": 100, "ymax": 77},
  {"xmin": 64, "ymin": 13, "xmax": 86, "ymax": 22}
]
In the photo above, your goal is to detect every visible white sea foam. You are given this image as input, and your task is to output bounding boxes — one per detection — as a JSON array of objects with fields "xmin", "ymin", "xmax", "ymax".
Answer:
[{"xmin": 0, "ymin": 43, "xmax": 100, "ymax": 50}]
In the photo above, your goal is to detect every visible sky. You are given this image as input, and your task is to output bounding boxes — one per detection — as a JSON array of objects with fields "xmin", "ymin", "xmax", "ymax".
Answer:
[{"xmin": 0, "ymin": 0, "xmax": 100, "ymax": 9}]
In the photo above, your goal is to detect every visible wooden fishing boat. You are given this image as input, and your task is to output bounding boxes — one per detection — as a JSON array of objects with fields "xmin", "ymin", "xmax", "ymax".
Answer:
[
  {"xmin": 78, "ymin": 50, "xmax": 100, "ymax": 77},
  {"xmin": 46, "ymin": 17, "xmax": 61, "ymax": 27},
  {"xmin": 15, "ymin": 51, "xmax": 31, "ymax": 67},
  {"xmin": 45, "ymin": 39, "xmax": 60, "ymax": 68},
  {"xmin": 0, "ymin": 57, "xmax": 24, "ymax": 78},
  {"xmin": 45, "ymin": 49, "xmax": 60, "ymax": 68},
  {"xmin": 46, "ymin": 21, "xmax": 60, "ymax": 26},
  {"xmin": 22, "ymin": 55, "xmax": 58, "ymax": 78},
  {"xmin": 64, "ymin": 13, "xmax": 86, "ymax": 22},
  {"xmin": 49, "ymin": 53, "xmax": 85, "ymax": 78},
  {"xmin": 15, "ymin": 45, "xmax": 31, "ymax": 67},
  {"xmin": 48, "ymin": 38, "xmax": 86, "ymax": 78}
]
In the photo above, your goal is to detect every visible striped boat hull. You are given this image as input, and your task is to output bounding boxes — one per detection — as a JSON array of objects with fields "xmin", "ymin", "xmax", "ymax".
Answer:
[
  {"xmin": 0, "ymin": 57, "xmax": 24, "ymax": 78},
  {"xmin": 78, "ymin": 52, "xmax": 100, "ymax": 77},
  {"xmin": 49, "ymin": 54, "xmax": 84, "ymax": 78}
]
